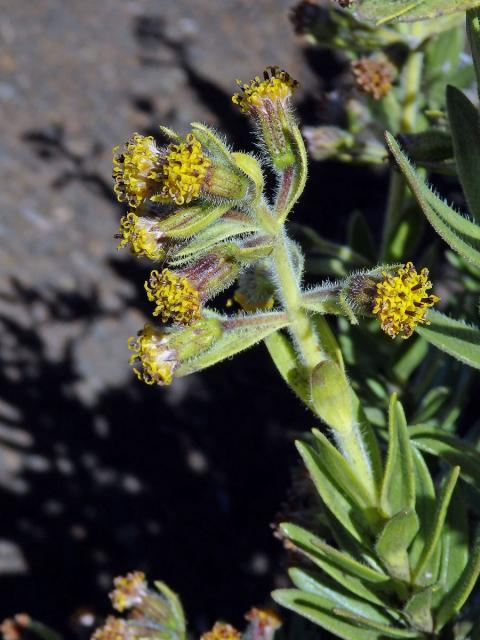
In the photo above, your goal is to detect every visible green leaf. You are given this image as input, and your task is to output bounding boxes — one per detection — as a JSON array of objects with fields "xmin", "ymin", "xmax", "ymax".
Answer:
[
  {"xmin": 353, "ymin": 0, "xmax": 480, "ymax": 24},
  {"xmin": 385, "ymin": 133, "xmax": 480, "ymax": 267},
  {"xmin": 403, "ymin": 587, "xmax": 434, "ymax": 633},
  {"xmin": 411, "ymin": 387, "xmax": 449, "ymax": 424},
  {"xmin": 408, "ymin": 449, "xmax": 441, "ymax": 587},
  {"xmin": 467, "ymin": 9, "xmax": 480, "ymax": 99},
  {"xmin": 310, "ymin": 361, "xmax": 354, "ymax": 434},
  {"xmin": 296, "ymin": 441, "xmax": 371, "ymax": 543},
  {"xmin": 375, "ymin": 510, "xmax": 419, "ymax": 581},
  {"xmin": 154, "ymin": 581, "xmax": 186, "ymax": 633},
  {"xmin": 446, "ymin": 85, "xmax": 480, "ymax": 222},
  {"xmin": 410, "ymin": 426, "xmax": 480, "ymax": 493},
  {"xmin": 280, "ymin": 523, "xmax": 393, "ymax": 608},
  {"xmin": 435, "ymin": 527, "xmax": 480, "ymax": 631},
  {"xmin": 412, "ymin": 466, "xmax": 460, "ymax": 585},
  {"xmin": 416, "ymin": 311, "xmax": 480, "ymax": 370},
  {"xmin": 264, "ymin": 331, "xmax": 311, "ymax": 408},
  {"xmin": 311, "ymin": 429, "xmax": 375, "ymax": 509},
  {"xmin": 434, "ymin": 484, "xmax": 469, "ymax": 606},
  {"xmin": 332, "ymin": 609, "xmax": 419, "ymax": 637},
  {"xmin": 380, "ymin": 395, "xmax": 415, "ymax": 517},
  {"xmin": 274, "ymin": 572, "xmax": 417, "ymax": 639}
]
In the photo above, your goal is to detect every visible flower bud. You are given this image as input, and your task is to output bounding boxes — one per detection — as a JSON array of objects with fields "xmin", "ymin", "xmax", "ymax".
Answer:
[
  {"xmin": 128, "ymin": 319, "xmax": 222, "ymax": 386},
  {"xmin": 232, "ymin": 66, "xmax": 299, "ymax": 170}
]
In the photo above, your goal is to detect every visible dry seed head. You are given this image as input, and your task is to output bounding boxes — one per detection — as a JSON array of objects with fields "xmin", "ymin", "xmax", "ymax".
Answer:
[
  {"xmin": 128, "ymin": 325, "xmax": 178, "ymax": 386},
  {"xmin": 110, "ymin": 571, "xmax": 148, "ymax": 612},
  {"xmin": 373, "ymin": 262, "xmax": 440, "ymax": 339},
  {"xmin": 352, "ymin": 56, "xmax": 395, "ymax": 100},
  {"xmin": 201, "ymin": 623, "xmax": 241, "ymax": 640},
  {"xmin": 158, "ymin": 133, "xmax": 211, "ymax": 205},
  {"xmin": 113, "ymin": 134, "xmax": 161, "ymax": 208},
  {"xmin": 232, "ymin": 66, "xmax": 298, "ymax": 114},
  {"xmin": 145, "ymin": 269, "xmax": 201, "ymax": 326}
]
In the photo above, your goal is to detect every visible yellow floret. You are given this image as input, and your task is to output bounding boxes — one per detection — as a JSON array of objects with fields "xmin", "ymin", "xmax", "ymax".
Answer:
[
  {"xmin": 113, "ymin": 134, "xmax": 161, "ymax": 208},
  {"xmin": 373, "ymin": 262, "xmax": 440, "ymax": 339},
  {"xmin": 201, "ymin": 623, "xmax": 241, "ymax": 640},
  {"xmin": 91, "ymin": 617, "xmax": 129, "ymax": 640},
  {"xmin": 110, "ymin": 571, "xmax": 148, "ymax": 612},
  {"xmin": 145, "ymin": 269, "xmax": 201, "ymax": 325},
  {"xmin": 117, "ymin": 212, "xmax": 165, "ymax": 260},
  {"xmin": 232, "ymin": 66, "xmax": 298, "ymax": 113},
  {"xmin": 158, "ymin": 134, "xmax": 211, "ymax": 205},
  {"xmin": 128, "ymin": 325, "xmax": 178, "ymax": 386}
]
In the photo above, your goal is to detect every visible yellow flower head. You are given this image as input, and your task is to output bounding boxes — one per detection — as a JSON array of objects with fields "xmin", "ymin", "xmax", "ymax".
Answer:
[
  {"xmin": 110, "ymin": 571, "xmax": 148, "ymax": 612},
  {"xmin": 245, "ymin": 608, "xmax": 282, "ymax": 631},
  {"xmin": 117, "ymin": 213, "xmax": 166, "ymax": 260},
  {"xmin": 351, "ymin": 56, "xmax": 395, "ymax": 101},
  {"xmin": 373, "ymin": 262, "xmax": 440, "ymax": 339},
  {"xmin": 91, "ymin": 617, "xmax": 130, "ymax": 640},
  {"xmin": 113, "ymin": 134, "xmax": 161, "ymax": 208},
  {"xmin": 128, "ymin": 325, "xmax": 178, "ymax": 386},
  {"xmin": 157, "ymin": 134, "xmax": 211, "ymax": 205},
  {"xmin": 201, "ymin": 623, "xmax": 241, "ymax": 640},
  {"xmin": 232, "ymin": 66, "xmax": 298, "ymax": 114},
  {"xmin": 145, "ymin": 269, "xmax": 201, "ymax": 325}
]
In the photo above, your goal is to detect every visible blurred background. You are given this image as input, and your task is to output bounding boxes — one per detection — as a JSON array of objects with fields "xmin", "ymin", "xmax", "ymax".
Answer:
[{"xmin": 0, "ymin": 0, "xmax": 386, "ymax": 635}]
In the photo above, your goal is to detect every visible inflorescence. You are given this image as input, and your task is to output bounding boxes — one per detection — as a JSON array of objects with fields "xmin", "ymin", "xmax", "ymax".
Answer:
[{"xmin": 373, "ymin": 262, "xmax": 440, "ymax": 339}]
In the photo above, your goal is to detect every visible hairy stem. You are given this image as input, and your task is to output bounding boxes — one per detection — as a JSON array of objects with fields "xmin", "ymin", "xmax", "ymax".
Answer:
[{"xmin": 270, "ymin": 230, "xmax": 324, "ymax": 369}]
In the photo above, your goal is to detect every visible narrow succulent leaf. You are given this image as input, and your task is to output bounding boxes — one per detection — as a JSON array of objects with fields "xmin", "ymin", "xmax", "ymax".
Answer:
[
  {"xmin": 408, "ymin": 449, "xmax": 440, "ymax": 586},
  {"xmin": 332, "ymin": 609, "xmax": 420, "ymax": 637},
  {"xmin": 411, "ymin": 426, "xmax": 480, "ymax": 490},
  {"xmin": 353, "ymin": 0, "xmax": 480, "ymax": 24},
  {"xmin": 311, "ymin": 429, "xmax": 375, "ymax": 508},
  {"xmin": 375, "ymin": 510, "xmax": 419, "ymax": 582},
  {"xmin": 288, "ymin": 568, "xmax": 400, "ymax": 626},
  {"xmin": 350, "ymin": 392, "xmax": 384, "ymax": 493},
  {"xmin": 272, "ymin": 588, "xmax": 381, "ymax": 640},
  {"xmin": 435, "ymin": 527, "xmax": 480, "ymax": 631},
  {"xmin": 385, "ymin": 133, "xmax": 480, "ymax": 266},
  {"xmin": 467, "ymin": 9, "xmax": 480, "ymax": 97},
  {"xmin": 280, "ymin": 523, "xmax": 393, "ymax": 608},
  {"xmin": 172, "ymin": 218, "xmax": 259, "ymax": 261},
  {"xmin": 158, "ymin": 203, "xmax": 231, "ymax": 238},
  {"xmin": 381, "ymin": 395, "xmax": 415, "ymax": 517},
  {"xmin": 392, "ymin": 338, "xmax": 428, "ymax": 384},
  {"xmin": 403, "ymin": 587, "xmax": 434, "ymax": 633},
  {"xmin": 412, "ymin": 467, "xmax": 460, "ymax": 585},
  {"xmin": 176, "ymin": 314, "xmax": 289, "ymax": 377},
  {"xmin": 296, "ymin": 441, "xmax": 371, "ymax": 543},
  {"xmin": 416, "ymin": 311, "xmax": 480, "ymax": 370},
  {"xmin": 446, "ymin": 85, "xmax": 480, "ymax": 222},
  {"xmin": 282, "ymin": 523, "xmax": 389, "ymax": 584},
  {"xmin": 434, "ymin": 485, "xmax": 469, "ymax": 607},
  {"xmin": 264, "ymin": 331, "xmax": 311, "ymax": 407}
]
